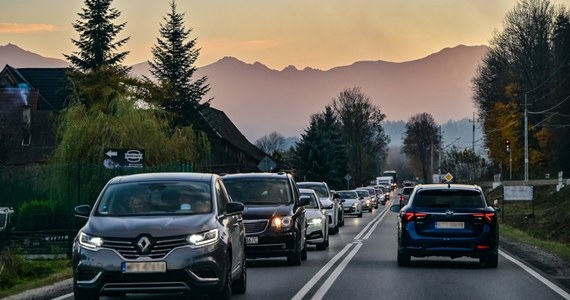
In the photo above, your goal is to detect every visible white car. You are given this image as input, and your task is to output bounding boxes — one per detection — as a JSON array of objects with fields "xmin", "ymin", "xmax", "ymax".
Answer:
[
  {"xmin": 299, "ymin": 188, "xmax": 329, "ymax": 250},
  {"xmin": 297, "ymin": 182, "xmax": 344, "ymax": 234},
  {"xmin": 354, "ymin": 189, "xmax": 374, "ymax": 212},
  {"xmin": 335, "ymin": 190, "xmax": 362, "ymax": 218}
]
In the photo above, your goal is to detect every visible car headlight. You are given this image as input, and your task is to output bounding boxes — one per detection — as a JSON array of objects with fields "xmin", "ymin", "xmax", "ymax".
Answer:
[
  {"xmin": 78, "ymin": 232, "xmax": 104, "ymax": 250},
  {"xmin": 352, "ymin": 203, "xmax": 359, "ymax": 208},
  {"xmin": 272, "ymin": 216, "xmax": 293, "ymax": 229},
  {"xmin": 308, "ymin": 218, "xmax": 323, "ymax": 226},
  {"xmin": 187, "ymin": 229, "xmax": 219, "ymax": 247}
]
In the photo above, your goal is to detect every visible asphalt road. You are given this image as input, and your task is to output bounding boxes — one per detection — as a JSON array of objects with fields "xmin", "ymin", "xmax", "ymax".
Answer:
[{"xmin": 44, "ymin": 199, "xmax": 570, "ymax": 300}]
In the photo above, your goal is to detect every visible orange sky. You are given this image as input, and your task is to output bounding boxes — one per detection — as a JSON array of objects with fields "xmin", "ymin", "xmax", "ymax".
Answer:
[{"xmin": 3, "ymin": 0, "xmax": 562, "ymax": 70}]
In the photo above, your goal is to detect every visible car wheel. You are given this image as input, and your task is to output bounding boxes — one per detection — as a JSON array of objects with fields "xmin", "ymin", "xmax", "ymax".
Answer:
[
  {"xmin": 330, "ymin": 224, "xmax": 338, "ymax": 235},
  {"xmin": 232, "ymin": 256, "xmax": 247, "ymax": 294},
  {"xmin": 287, "ymin": 241, "xmax": 302, "ymax": 266},
  {"xmin": 301, "ymin": 241, "xmax": 308, "ymax": 261},
  {"xmin": 397, "ymin": 250, "xmax": 411, "ymax": 267},
  {"xmin": 480, "ymin": 252, "xmax": 498, "ymax": 268},
  {"xmin": 212, "ymin": 261, "xmax": 232, "ymax": 300},
  {"xmin": 316, "ymin": 238, "xmax": 327, "ymax": 251},
  {"xmin": 357, "ymin": 212, "xmax": 363, "ymax": 218},
  {"xmin": 74, "ymin": 284, "xmax": 99, "ymax": 300}
]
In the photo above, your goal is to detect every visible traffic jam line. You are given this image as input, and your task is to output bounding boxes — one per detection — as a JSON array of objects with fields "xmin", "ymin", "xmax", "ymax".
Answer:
[{"xmin": 291, "ymin": 205, "xmax": 390, "ymax": 300}]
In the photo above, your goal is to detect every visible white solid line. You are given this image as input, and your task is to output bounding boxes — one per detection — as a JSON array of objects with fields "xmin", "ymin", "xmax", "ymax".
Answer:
[
  {"xmin": 52, "ymin": 293, "xmax": 73, "ymax": 300},
  {"xmin": 290, "ymin": 242, "xmax": 355, "ymax": 300},
  {"xmin": 311, "ymin": 243, "xmax": 363, "ymax": 300},
  {"xmin": 500, "ymin": 250, "xmax": 570, "ymax": 299},
  {"xmin": 363, "ymin": 207, "xmax": 389, "ymax": 240}
]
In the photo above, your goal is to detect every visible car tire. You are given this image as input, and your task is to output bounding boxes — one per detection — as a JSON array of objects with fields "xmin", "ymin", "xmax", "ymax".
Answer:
[
  {"xmin": 330, "ymin": 224, "xmax": 338, "ymax": 235},
  {"xmin": 232, "ymin": 256, "xmax": 247, "ymax": 294},
  {"xmin": 287, "ymin": 242, "xmax": 302, "ymax": 266},
  {"xmin": 301, "ymin": 241, "xmax": 308, "ymax": 261},
  {"xmin": 212, "ymin": 261, "xmax": 232, "ymax": 300},
  {"xmin": 316, "ymin": 237, "xmax": 327, "ymax": 250},
  {"xmin": 74, "ymin": 285, "xmax": 99, "ymax": 300},
  {"xmin": 357, "ymin": 212, "xmax": 363, "ymax": 218},
  {"xmin": 480, "ymin": 252, "xmax": 498, "ymax": 268},
  {"xmin": 397, "ymin": 250, "xmax": 411, "ymax": 267}
]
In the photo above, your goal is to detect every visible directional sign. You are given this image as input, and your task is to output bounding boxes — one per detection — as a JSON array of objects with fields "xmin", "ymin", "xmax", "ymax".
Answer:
[
  {"xmin": 104, "ymin": 148, "xmax": 145, "ymax": 169},
  {"xmin": 257, "ymin": 156, "xmax": 276, "ymax": 172}
]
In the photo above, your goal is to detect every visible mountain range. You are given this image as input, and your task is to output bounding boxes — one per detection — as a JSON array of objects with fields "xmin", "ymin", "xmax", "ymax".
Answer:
[{"xmin": 1, "ymin": 43, "xmax": 488, "ymax": 145}]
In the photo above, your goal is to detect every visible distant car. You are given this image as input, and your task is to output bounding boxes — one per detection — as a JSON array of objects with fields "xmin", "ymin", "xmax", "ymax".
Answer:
[
  {"xmin": 357, "ymin": 187, "xmax": 379, "ymax": 208},
  {"xmin": 399, "ymin": 186, "xmax": 415, "ymax": 206},
  {"xmin": 390, "ymin": 184, "xmax": 499, "ymax": 268},
  {"xmin": 336, "ymin": 190, "xmax": 362, "ymax": 218},
  {"xmin": 354, "ymin": 189, "xmax": 373, "ymax": 212},
  {"xmin": 72, "ymin": 172, "xmax": 246, "ymax": 300},
  {"xmin": 297, "ymin": 182, "xmax": 344, "ymax": 234},
  {"xmin": 299, "ymin": 188, "xmax": 329, "ymax": 250},
  {"xmin": 223, "ymin": 172, "xmax": 310, "ymax": 266}
]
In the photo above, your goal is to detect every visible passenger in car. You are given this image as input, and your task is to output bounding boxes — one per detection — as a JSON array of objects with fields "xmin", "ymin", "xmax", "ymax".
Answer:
[{"xmin": 128, "ymin": 191, "xmax": 152, "ymax": 213}]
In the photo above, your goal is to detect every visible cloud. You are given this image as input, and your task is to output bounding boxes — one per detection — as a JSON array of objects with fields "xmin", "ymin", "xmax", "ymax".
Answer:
[{"xmin": 0, "ymin": 23, "xmax": 56, "ymax": 33}]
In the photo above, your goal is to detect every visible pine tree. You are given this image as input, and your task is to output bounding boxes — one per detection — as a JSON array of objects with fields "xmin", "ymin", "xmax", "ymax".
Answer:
[
  {"xmin": 65, "ymin": 0, "xmax": 130, "ymax": 73},
  {"xmin": 149, "ymin": 0, "xmax": 210, "ymax": 128}
]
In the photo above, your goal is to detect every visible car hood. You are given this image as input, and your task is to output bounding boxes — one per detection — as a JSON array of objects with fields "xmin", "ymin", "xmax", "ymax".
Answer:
[
  {"xmin": 319, "ymin": 198, "xmax": 334, "ymax": 209},
  {"xmin": 305, "ymin": 208, "xmax": 324, "ymax": 219},
  {"xmin": 82, "ymin": 215, "xmax": 214, "ymax": 238},
  {"xmin": 242, "ymin": 204, "xmax": 293, "ymax": 219},
  {"xmin": 343, "ymin": 199, "xmax": 360, "ymax": 206}
]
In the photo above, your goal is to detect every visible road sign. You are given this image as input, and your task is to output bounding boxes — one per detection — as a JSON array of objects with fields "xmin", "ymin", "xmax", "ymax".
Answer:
[
  {"xmin": 444, "ymin": 173, "xmax": 454, "ymax": 182},
  {"xmin": 104, "ymin": 148, "xmax": 145, "ymax": 169},
  {"xmin": 257, "ymin": 156, "xmax": 276, "ymax": 172}
]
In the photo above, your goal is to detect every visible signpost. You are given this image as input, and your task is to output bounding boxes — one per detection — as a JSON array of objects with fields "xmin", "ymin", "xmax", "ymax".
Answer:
[
  {"xmin": 344, "ymin": 174, "xmax": 352, "ymax": 189},
  {"xmin": 103, "ymin": 148, "xmax": 145, "ymax": 169},
  {"xmin": 257, "ymin": 156, "xmax": 276, "ymax": 172}
]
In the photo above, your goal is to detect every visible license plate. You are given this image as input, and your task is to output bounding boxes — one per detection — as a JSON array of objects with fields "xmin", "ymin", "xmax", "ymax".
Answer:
[
  {"xmin": 436, "ymin": 221, "xmax": 464, "ymax": 229},
  {"xmin": 122, "ymin": 261, "xmax": 166, "ymax": 273},
  {"xmin": 246, "ymin": 236, "xmax": 258, "ymax": 244}
]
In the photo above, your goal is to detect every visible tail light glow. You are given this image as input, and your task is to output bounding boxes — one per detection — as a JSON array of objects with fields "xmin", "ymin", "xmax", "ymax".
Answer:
[
  {"xmin": 403, "ymin": 212, "xmax": 428, "ymax": 221},
  {"xmin": 473, "ymin": 213, "xmax": 495, "ymax": 222}
]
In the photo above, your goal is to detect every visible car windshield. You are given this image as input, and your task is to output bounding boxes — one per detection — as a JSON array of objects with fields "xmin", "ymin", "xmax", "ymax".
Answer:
[
  {"xmin": 95, "ymin": 181, "xmax": 212, "ymax": 216},
  {"xmin": 355, "ymin": 190, "xmax": 369, "ymax": 197},
  {"xmin": 412, "ymin": 189, "xmax": 485, "ymax": 208},
  {"xmin": 298, "ymin": 183, "xmax": 329, "ymax": 198},
  {"xmin": 224, "ymin": 178, "xmax": 292, "ymax": 205},
  {"xmin": 337, "ymin": 191, "xmax": 357, "ymax": 199}
]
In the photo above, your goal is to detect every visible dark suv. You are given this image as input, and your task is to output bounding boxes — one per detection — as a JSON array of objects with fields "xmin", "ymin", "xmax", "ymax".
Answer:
[
  {"xmin": 72, "ymin": 173, "xmax": 246, "ymax": 300},
  {"xmin": 223, "ymin": 172, "xmax": 310, "ymax": 266},
  {"xmin": 390, "ymin": 184, "xmax": 499, "ymax": 268}
]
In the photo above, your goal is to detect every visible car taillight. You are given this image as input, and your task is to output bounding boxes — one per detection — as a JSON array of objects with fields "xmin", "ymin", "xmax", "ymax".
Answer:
[
  {"xmin": 472, "ymin": 213, "xmax": 495, "ymax": 222},
  {"xmin": 400, "ymin": 195, "xmax": 405, "ymax": 201},
  {"xmin": 403, "ymin": 212, "xmax": 427, "ymax": 221}
]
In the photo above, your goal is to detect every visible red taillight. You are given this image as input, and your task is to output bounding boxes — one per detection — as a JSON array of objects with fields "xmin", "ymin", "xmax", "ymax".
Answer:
[
  {"xmin": 473, "ymin": 213, "xmax": 495, "ymax": 222},
  {"xmin": 476, "ymin": 245, "xmax": 490, "ymax": 249},
  {"xmin": 403, "ymin": 212, "xmax": 427, "ymax": 221},
  {"xmin": 400, "ymin": 195, "xmax": 405, "ymax": 201}
]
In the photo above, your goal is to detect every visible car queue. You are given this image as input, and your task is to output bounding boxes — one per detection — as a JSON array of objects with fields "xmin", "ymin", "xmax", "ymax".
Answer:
[{"xmin": 71, "ymin": 171, "xmax": 375, "ymax": 300}]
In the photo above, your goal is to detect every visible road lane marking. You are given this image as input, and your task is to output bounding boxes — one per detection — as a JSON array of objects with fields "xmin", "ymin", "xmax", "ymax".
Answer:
[
  {"xmin": 291, "ymin": 242, "xmax": 355, "ymax": 300},
  {"xmin": 500, "ymin": 250, "xmax": 570, "ymax": 299},
  {"xmin": 292, "ymin": 205, "xmax": 389, "ymax": 300},
  {"xmin": 311, "ymin": 243, "xmax": 363, "ymax": 300}
]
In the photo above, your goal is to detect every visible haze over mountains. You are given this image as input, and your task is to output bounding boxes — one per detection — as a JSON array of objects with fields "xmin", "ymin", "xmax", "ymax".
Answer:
[{"xmin": 1, "ymin": 43, "xmax": 487, "ymax": 147}]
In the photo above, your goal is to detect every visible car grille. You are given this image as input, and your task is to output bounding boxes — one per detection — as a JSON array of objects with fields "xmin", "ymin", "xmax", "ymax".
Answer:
[
  {"xmin": 243, "ymin": 220, "xmax": 268, "ymax": 234},
  {"xmin": 102, "ymin": 236, "xmax": 188, "ymax": 259}
]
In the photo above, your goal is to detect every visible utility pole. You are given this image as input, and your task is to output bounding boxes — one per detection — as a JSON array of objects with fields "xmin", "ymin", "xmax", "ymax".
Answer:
[
  {"xmin": 524, "ymin": 93, "xmax": 529, "ymax": 183},
  {"xmin": 469, "ymin": 112, "xmax": 480, "ymax": 183}
]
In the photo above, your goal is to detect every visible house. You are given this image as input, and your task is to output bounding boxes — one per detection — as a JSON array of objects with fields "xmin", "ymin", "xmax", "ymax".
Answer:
[
  {"xmin": 0, "ymin": 65, "xmax": 68, "ymax": 165},
  {"xmin": 0, "ymin": 64, "xmax": 278, "ymax": 173}
]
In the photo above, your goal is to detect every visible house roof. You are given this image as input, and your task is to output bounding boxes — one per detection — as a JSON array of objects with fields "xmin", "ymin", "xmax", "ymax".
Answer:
[
  {"xmin": 0, "ymin": 65, "xmax": 69, "ymax": 112},
  {"xmin": 200, "ymin": 105, "xmax": 267, "ymax": 161}
]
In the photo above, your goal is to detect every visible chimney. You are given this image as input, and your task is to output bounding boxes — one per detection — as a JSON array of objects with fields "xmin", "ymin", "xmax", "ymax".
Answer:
[{"xmin": 22, "ymin": 105, "xmax": 31, "ymax": 146}]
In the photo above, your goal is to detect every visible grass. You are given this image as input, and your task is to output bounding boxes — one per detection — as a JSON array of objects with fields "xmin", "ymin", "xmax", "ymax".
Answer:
[
  {"xmin": 500, "ymin": 223, "xmax": 570, "ymax": 263},
  {"xmin": 0, "ymin": 267, "xmax": 72, "ymax": 298}
]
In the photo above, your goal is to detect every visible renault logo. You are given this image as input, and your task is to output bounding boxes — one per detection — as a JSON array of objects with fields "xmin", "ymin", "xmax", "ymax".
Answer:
[{"xmin": 136, "ymin": 236, "xmax": 152, "ymax": 254}]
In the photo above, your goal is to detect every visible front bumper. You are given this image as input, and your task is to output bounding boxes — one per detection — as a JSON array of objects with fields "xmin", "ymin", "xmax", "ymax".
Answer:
[{"xmin": 72, "ymin": 240, "xmax": 228, "ymax": 296}]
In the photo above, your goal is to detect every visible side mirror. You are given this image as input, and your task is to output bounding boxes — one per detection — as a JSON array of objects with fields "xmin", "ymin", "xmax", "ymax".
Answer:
[
  {"xmin": 227, "ymin": 202, "xmax": 244, "ymax": 214},
  {"xmin": 332, "ymin": 193, "xmax": 341, "ymax": 200},
  {"xmin": 299, "ymin": 195, "xmax": 311, "ymax": 206},
  {"xmin": 74, "ymin": 205, "xmax": 92, "ymax": 219},
  {"xmin": 389, "ymin": 204, "xmax": 401, "ymax": 212}
]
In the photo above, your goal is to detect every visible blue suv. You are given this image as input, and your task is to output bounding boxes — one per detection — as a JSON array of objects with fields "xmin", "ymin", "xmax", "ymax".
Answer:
[{"xmin": 390, "ymin": 184, "xmax": 499, "ymax": 268}]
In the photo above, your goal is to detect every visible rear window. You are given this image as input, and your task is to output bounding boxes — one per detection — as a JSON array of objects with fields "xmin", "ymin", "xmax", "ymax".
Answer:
[
  {"xmin": 411, "ymin": 189, "xmax": 485, "ymax": 208},
  {"xmin": 402, "ymin": 187, "xmax": 414, "ymax": 195},
  {"xmin": 298, "ymin": 183, "xmax": 329, "ymax": 198}
]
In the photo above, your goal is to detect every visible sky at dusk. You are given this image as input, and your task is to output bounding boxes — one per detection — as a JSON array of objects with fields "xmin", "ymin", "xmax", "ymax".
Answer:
[{"xmin": 3, "ymin": 0, "xmax": 565, "ymax": 70}]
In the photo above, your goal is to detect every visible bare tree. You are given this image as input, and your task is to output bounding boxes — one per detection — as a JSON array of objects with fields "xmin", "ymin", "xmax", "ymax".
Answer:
[
  {"xmin": 255, "ymin": 132, "xmax": 286, "ymax": 156},
  {"xmin": 402, "ymin": 113, "xmax": 441, "ymax": 183}
]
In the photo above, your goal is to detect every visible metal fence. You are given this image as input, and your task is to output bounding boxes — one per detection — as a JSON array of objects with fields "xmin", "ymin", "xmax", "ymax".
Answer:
[{"xmin": 0, "ymin": 161, "xmax": 190, "ymax": 257}]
